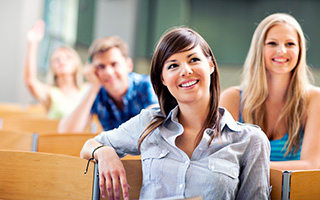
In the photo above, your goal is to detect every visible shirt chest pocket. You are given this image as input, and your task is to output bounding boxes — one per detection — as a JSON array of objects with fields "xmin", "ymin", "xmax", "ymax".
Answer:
[
  {"xmin": 208, "ymin": 158, "xmax": 240, "ymax": 179},
  {"xmin": 203, "ymin": 158, "xmax": 240, "ymax": 197},
  {"xmin": 141, "ymin": 147, "xmax": 169, "ymax": 183}
]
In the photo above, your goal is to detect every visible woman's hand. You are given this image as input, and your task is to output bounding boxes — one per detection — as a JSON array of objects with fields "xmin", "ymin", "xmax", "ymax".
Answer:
[
  {"xmin": 95, "ymin": 146, "xmax": 130, "ymax": 200},
  {"xmin": 27, "ymin": 19, "xmax": 45, "ymax": 44}
]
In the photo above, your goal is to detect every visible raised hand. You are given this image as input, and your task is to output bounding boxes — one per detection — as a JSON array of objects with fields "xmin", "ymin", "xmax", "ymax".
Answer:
[{"xmin": 27, "ymin": 19, "xmax": 45, "ymax": 43}]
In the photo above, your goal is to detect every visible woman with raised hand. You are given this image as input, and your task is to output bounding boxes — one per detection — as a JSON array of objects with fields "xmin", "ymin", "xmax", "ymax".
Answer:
[
  {"xmin": 220, "ymin": 13, "xmax": 320, "ymax": 170},
  {"xmin": 81, "ymin": 27, "xmax": 270, "ymax": 200},
  {"xmin": 25, "ymin": 19, "xmax": 86, "ymax": 119}
]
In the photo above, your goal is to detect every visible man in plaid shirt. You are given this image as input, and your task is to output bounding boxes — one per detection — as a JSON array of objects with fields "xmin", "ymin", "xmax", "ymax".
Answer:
[{"xmin": 58, "ymin": 36, "xmax": 158, "ymax": 132}]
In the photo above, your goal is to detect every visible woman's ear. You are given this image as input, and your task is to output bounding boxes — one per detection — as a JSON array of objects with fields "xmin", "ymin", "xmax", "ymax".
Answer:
[
  {"xmin": 208, "ymin": 58, "xmax": 215, "ymax": 74},
  {"xmin": 161, "ymin": 76, "xmax": 167, "ymax": 86}
]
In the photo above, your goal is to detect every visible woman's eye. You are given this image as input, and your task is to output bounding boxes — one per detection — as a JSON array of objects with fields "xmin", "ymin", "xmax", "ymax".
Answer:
[
  {"xmin": 266, "ymin": 41, "xmax": 277, "ymax": 46},
  {"xmin": 190, "ymin": 57, "xmax": 200, "ymax": 63},
  {"xmin": 167, "ymin": 64, "xmax": 178, "ymax": 70},
  {"xmin": 287, "ymin": 42, "xmax": 296, "ymax": 47}
]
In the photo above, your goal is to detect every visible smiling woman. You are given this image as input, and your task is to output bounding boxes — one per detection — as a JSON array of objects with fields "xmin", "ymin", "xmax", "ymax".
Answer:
[
  {"xmin": 80, "ymin": 27, "xmax": 270, "ymax": 200},
  {"xmin": 161, "ymin": 45, "xmax": 214, "ymax": 110},
  {"xmin": 220, "ymin": 13, "xmax": 320, "ymax": 170},
  {"xmin": 264, "ymin": 23, "xmax": 300, "ymax": 75}
]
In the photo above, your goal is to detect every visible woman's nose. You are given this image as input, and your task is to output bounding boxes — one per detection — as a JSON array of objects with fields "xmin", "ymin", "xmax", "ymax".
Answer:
[
  {"xmin": 180, "ymin": 64, "xmax": 193, "ymax": 77},
  {"xmin": 276, "ymin": 44, "xmax": 287, "ymax": 54}
]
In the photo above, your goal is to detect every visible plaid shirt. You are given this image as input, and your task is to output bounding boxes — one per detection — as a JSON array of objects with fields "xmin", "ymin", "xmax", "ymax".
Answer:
[{"xmin": 91, "ymin": 72, "xmax": 158, "ymax": 131}]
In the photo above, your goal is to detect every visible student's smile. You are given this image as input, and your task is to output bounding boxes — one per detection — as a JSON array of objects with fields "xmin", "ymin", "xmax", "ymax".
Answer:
[
  {"xmin": 264, "ymin": 24, "xmax": 299, "ymax": 75},
  {"xmin": 161, "ymin": 45, "xmax": 214, "ymax": 105},
  {"xmin": 179, "ymin": 79, "xmax": 199, "ymax": 89},
  {"xmin": 93, "ymin": 47, "xmax": 132, "ymax": 97}
]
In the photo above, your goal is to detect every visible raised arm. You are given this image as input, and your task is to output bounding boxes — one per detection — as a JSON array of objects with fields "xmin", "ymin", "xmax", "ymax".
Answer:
[
  {"xmin": 58, "ymin": 63, "xmax": 101, "ymax": 132},
  {"xmin": 271, "ymin": 86, "xmax": 320, "ymax": 170},
  {"xmin": 219, "ymin": 86, "xmax": 241, "ymax": 121},
  {"xmin": 24, "ymin": 19, "xmax": 51, "ymax": 109},
  {"xmin": 81, "ymin": 138, "xmax": 129, "ymax": 200}
]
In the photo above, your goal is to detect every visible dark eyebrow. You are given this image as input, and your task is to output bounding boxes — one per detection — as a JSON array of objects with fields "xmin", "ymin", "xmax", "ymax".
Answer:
[
  {"xmin": 165, "ymin": 59, "xmax": 177, "ymax": 64},
  {"xmin": 165, "ymin": 52, "xmax": 197, "ymax": 64},
  {"xmin": 187, "ymin": 52, "xmax": 196, "ymax": 58},
  {"xmin": 164, "ymin": 60, "xmax": 177, "ymax": 64}
]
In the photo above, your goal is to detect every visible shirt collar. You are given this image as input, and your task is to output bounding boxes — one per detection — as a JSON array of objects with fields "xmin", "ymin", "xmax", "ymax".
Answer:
[
  {"xmin": 160, "ymin": 106, "xmax": 182, "ymax": 144},
  {"xmin": 219, "ymin": 107, "xmax": 242, "ymax": 132},
  {"xmin": 162, "ymin": 106, "xmax": 242, "ymax": 131},
  {"xmin": 167, "ymin": 105, "xmax": 180, "ymax": 123},
  {"xmin": 160, "ymin": 106, "xmax": 242, "ymax": 140}
]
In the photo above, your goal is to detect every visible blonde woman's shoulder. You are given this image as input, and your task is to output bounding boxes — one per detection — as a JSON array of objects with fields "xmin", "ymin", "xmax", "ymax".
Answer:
[
  {"xmin": 303, "ymin": 85, "xmax": 320, "ymax": 144},
  {"xmin": 307, "ymin": 84, "xmax": 320, "ymax": 96},
  {"xmin": 307, "ymin": 85, "xmax": 320, "ymax": 106},
  {"xmin": 220, "ymin": 86, "xmax": 241, "ymax": 121}
]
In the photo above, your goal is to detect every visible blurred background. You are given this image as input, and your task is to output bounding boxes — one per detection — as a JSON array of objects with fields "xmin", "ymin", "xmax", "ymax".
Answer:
[{"xmin": 1, "ymin": 0, "xmax": 320, "ymax": 105}]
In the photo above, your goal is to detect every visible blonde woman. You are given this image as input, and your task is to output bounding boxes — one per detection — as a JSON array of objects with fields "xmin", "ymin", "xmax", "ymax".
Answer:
[
  {"xmin": 25, "ymin": 19, "xmax": 87, "ymax": 119},
  {"xmin": 220, "ymin": 13, "xmax": 320, "ymax": 170}
]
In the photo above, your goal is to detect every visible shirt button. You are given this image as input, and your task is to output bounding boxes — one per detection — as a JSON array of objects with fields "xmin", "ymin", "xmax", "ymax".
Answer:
[
  {"xmin": 179, "ymin": 184, "xmax": 184, "ymax": 189},
  {"xmin": 210, "ymin": 164, "xmax": 215, "ymax": 171},
  {"xmin": 159, "ymin": 153, "xmax": 165, "ymax": 157},
  {"xmin": 199, "ymin": 147, "xmax": 203, "ymax": 151}
]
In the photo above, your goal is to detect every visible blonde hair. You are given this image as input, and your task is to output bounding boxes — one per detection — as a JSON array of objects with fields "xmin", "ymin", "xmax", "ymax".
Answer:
[
  {"xmin": 241, "ymin": 13, "xmax": 311, "ymax": 156},
  {"xmin": 47, "ymin": 46, "xmax": 83, "ymax": 88}
]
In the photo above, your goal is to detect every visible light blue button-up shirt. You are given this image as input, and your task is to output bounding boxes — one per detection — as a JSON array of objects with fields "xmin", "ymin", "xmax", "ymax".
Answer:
[{"xmin": 95, "ymin": 106, "xmax": 270, "ymax": 200}]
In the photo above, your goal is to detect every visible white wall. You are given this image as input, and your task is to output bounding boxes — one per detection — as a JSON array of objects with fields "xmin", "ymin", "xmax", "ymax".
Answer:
[
  {"xmin": 0, "ymin": 0, "xmax": 44, "ymax": 104},
  {"xmin": 94, "ymin": 0, "xmax": 138, "ymax": 58}
]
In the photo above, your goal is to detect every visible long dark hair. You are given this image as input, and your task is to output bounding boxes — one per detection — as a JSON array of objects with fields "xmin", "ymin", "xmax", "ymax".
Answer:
[{"xmin": 139, "ymin": 27, "xmax": 222, "ymax": 148}]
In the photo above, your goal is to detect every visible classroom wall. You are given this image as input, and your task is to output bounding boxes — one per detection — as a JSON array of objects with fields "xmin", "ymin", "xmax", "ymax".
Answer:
[
  {"xmin": 0, "ymin": 0, "xmax": 44, "ymax": 105},
  {"xmin": 94, "ymin": 0, "xmax": 138, "ymax": 58}
]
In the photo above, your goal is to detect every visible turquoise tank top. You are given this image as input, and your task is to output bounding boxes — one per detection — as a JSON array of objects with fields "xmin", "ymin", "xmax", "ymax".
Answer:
[
  {"xmin": 269, "ymin": 133, "xmax": 302, "ymax": 161},
  {"xmin": 239, "ymin": 90, "xmax": 302, "ymax": 161}
]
